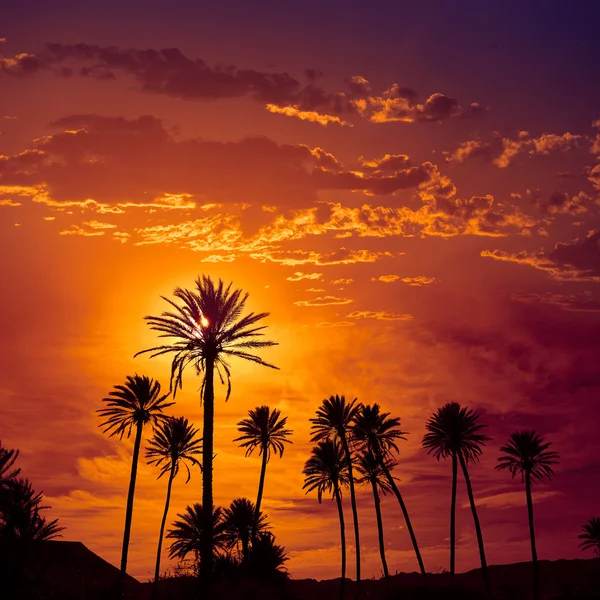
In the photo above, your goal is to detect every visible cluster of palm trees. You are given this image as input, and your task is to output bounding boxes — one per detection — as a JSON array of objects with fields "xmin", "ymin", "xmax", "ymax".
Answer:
[
  {"xmin": 0, "ymin": 441, "xmax": 63, "ymax": 541},
  {"xmin": 301, "ymin": 397, "xmax": 565, "ymax": 600}
]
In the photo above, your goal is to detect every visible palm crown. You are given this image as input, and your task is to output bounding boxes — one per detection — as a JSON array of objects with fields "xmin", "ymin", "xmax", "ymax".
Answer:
[
  {"xmin": 302, "ymin": 440, "xmax": 349, "ymax": 503},
  {"xmin": 578, "ymin": 518, "xmax": 600, "ymax": 556},
  {"xmin": 422, "ymin": 402, "xmax": 490, "ymax": 463},
  {"xmin": 310, "ymin": 395, "xmax": 361, "ymax": 444},
  {"xmin": 354, "ymin": 450, "xmax": 396, "ymax": 495},
  {"xmin": 0, "ymin": 443, "xmax": 21, "ymax": 484},
  {"xmin": 351, "ymin": 403, "xmax": 407, "ymax": 459},
  {"xmin": 496, "ymin": 430, "xmax": 559, "ymax": 482},
  {"xmin": 97, "ymin": 374, "xmax": 173, "ymax": 440},
  {"xmin": 234, "ymin": 405, "xmax": 293, "ymax": 460},
  {"xmin": 135, "ymin": 276, "xmax": 278, "ymax": 399},
  {"xmin": 167, "ymin": 503, "xmax": 227, "ymax": 561},
  {"xmin": 222, "ymin": 498, "xmax": 269, "ymax": 555},
  {"xmin": 146, "ymin": 416, "xmax": 202, "ymax": 482}
]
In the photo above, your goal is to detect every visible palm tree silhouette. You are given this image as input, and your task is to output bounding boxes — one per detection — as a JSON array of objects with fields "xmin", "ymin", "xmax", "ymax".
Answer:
[
  {"xmin": 222, "ymin": 497, "xmax": 269, "ymax": 564},
  {"xmin": 137, "ymin": 276, "xmax": 277, "ymax": 586},
  {"xmin": 579, "ymin": 518, "xmax": 600, "ymax": 556},
  {"xmin": 233, "ymin": 406, "xmax": 293, "ymax": 537},
  {"xmin": 146, "ymin": 416, "xmax": 202, "ymax": 592},
  {"xmin": 303, "ymin": 440, "xmax": 350, "ymax": 600},
  {"xmin": 351, "ymin": 403, "xmax": 427, "ymax": 581},
  {"xmin": 496, "ymin": 430, "xmax": 559, "ymax": 600},
  {"xmin": 0, "ymin": 478, "xmax": 64, "ymax": 540},
  {"xmin": 97, "ymin": 374, "xmax": 173, "ymax": 585},
  {"xmin": 355, "ymin": 450, "xmax": 395, "ymax": 582},
  {"xmin": 167, "ymin": 503, "xmax": 226, "ymax": 567},
  {"xmin": 310, "ymin": 395, "xmax": 362, "ymax": 596},
  {"xmin": 0, "ymin": 442, "xmax": 21, "ymax": 484},
  {"xmin": 422, "ymin": 402, "xmax": 490, "ymax": 591},
  {"xmin": 247, "ymin": 531, "xmax": 289, "ymax": 580}
]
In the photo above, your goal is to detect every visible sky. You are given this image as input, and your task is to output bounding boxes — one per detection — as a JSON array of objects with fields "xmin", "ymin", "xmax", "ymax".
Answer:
[{"xmin": 1, "ymin": 0, "xmax": 600, "ymax": 583}]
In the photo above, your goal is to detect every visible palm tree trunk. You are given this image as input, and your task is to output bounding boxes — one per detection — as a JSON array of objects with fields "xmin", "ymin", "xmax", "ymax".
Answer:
[
  {"xmin": 526, "ymin": 472, "xmax": 540, "ymax": 600},
  {"xmin": 200, "ymin": 356, "xmax": 215, "ymax": 592},
  {"xmin": 118, "ymin": 421, "xmax": 143, "ymax": 590},
  {"xmin": 152, "ymin": 463, "xmax": 176, "ymax": 598},
  {"xmin": 450, "ymin": 452, "xmax": 457, "ymax": 577},
  {"xmin": 334, "ymin": 483, "xmax": 346, "ymax": 600},
  {"xmin": 459, "ymin": 454, "xmax": 489, "ymax": 595},
  {"xmin": 370, "ymin": 479, "xmax": 389, "ymax": 582},
  {"xmin": 341, "ymin": 436, "xmax": 360, "ymax": 598},
  {"xmin": 253, "ymin": 448, "xmax": 268, "ymax": 539},
  {"xmin": 379, "ymin": 456, "xmax": 427, "ymax": 582}
]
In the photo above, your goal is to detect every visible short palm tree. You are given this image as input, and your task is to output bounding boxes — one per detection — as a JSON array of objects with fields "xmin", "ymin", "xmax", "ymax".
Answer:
[
  {"xmin": 247, "ymin": 531, "xmax": 289, "ymax": 580},
  {"xmin": 579, "ymin": 518, "xmax": 600, "ymax": 556},
  {"xmin": 167, "ymin": 503, "xmax": 226, "ymax": 566},
  {"xmin": 351, "ymin": 403, "xmax": 427, "ymax": 581},
  {"xmin": 233, "ymin": 406, "xmax": 292, "ymax": 537},
  {"xmin": 97, "ymin": 374, "xmax": 173, "ymax": 584},
  {"xmin": 310, "ymin": 395, "xmax": 362, "ymax": 595},
  {"xmin": 422, "ymin": 402, "xmax": 490, "ymax": 590},
  {"xmin": 146, "ymin": 417, "xmax": 202, "ymax": 590},
  {"xmin": 302, "ymin": 440, "xmax": 350, "ymax": 600},
  {"xmin": 355, "ymin": 450, "xmax": 395, "ymax": 582},
  {"xmin": 137, "ymin": 276, "xmax": 278, "ymax": 585},
  {"xmin": 496, "ymin": 430, "xmax": 559, "ymax": 600},
  {"xmin": 222, "ymin": 497, "xmax": 269, "ymax": 563}
]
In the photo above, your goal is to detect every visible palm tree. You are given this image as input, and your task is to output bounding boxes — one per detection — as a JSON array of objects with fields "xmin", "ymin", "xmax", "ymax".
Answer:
[
  {"xmin": 422, "ymin": 402, "xmax": 490, "ymax": 591},
  {"xmin": 0, "ymin": 478, "xmax": 64, "ymax": 540},
  {"xmin": 302, "ymin": 440, "xmax": 350, "ymax": 600},
  {"xmin": 97, "ymin": 374, "xmax": 173, "ymax": 584},
  {"xmin": 310, "ymin": 395, "xmax": 362, "ymax": 595},
  {"xmin": 0, "ymin": 442, "xmax": 21, "ymax": 484},
  {"xmin": 247, "ymin": 531, "xmax": 289, "ymax": 581},
  {"xmin": 355, "ymin": 450, "xmax": 395, "ymax": 582},
  {"xmin": 167, "ymin": 503, "xmax": 227, "ymax": 567},
  {"xmin": 233, "ymin": 406, "xmax": 293, "ymax": 537},
  {"xmin": 146, "ymin": 417, "xmax": 202, "ymax": 591},
  {"xmin": 351, "ymin": 403, "xmax": 427, "ymax": 581},
  {"xmin": 222, "ymin": 497, "xmax": 269, "ymax": 563},
  {"xmin": 579, "ymin": 518, "xmax": 600, "ymax": 556},
  {"xmin": 496, "ymin": 430, "xmax": 559, "ymax": 600},
  {"xmin": 136, "ymin": 276, "xmax": 278, "ymax": 586}
]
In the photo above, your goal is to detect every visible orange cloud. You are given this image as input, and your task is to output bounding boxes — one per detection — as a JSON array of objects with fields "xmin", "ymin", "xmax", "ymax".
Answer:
[
  {"xmin": 286, "ymin": 272, "xmax": 323, "ymax": 281},
  {"xmin": 294, "ymin": 296, "xmax": 353, "ymax": 307},
  {"xmin": 347, "ymin": 310, "xmax": 413, "ymax": 321},
  {"xmin": 265, "ymin": 104, "xmax": 352, "ymax": 127},
  {"xmin": 401, "ymin": 276, "xmax": 437, "ymax": 286}
]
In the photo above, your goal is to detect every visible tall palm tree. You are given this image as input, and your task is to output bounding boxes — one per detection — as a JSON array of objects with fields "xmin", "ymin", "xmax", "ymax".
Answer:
[
  {"xmin": 97, "ymin": 374, "xmax": 173, "ymax": 584},
  {"xmin": 310, "ymin": 395, "xmax": 362, "ymax": 595},
  {"xmin": 355, "ymin": 450, "xmax": 395, "ymax": 582},
  {"xmin": 422, "ymin": 402, "xmax": 490, "ymax": 591},
  {"xmin": 167, "ymin": 503, "xmax": 227, "ymax": 566},
  {"xmin": 146, "ymin": 417, "xmax": 202, "ymax": 590},
  {"xmin": 222, "ymin": 497, "xmax": 269, "ymax": 563},
  {"xmin": 496, "ymin": 430, "xmax": 559, "ymax": 600},
  {"xmin": 136, "ymin": 276, "xmax": 277, "ymax": 586},
  {"xmin": 351, "ymin": 403, "xmax": 427, "ymax": 581},
  {"xmin": 302, "ymin": 440, "xmax": 350, "ymax": 600},
  {"xmin": 233, "ymin": 406, "xmax": 293, "ymax": 537},
  {"xmin": 578, "ymin": 518, "xmax": 600, "ymax": 556}
]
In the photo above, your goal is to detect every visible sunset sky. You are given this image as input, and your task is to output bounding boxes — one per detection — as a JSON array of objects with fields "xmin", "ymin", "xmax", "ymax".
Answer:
[{"xmin": 2, "ymin": 0, "xmax": 600, "ymax": 583}]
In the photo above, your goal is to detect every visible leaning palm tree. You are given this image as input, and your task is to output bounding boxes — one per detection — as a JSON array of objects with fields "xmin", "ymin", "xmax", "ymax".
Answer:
[
  {"xmin": 97, "ymin": 374, "xmax": 173, "ymax": 584},
  {"xmin": 233, "ymin": 406, "xmax": 293, "ymax": 537},
  {"xmin": 579, "ymin": 518, "xmax": 600, "ymax": 556},
  {"xmin": 496, "ymin": 430, "xmax": 559, "ymax": 600},
  {"xmin": 351, "ymin": 403, "xmax": 427, "ymax": 581},
  {"xmin": 146, "ymin": 417, "xmax": 202, "ymax": 591},
  {"xmin": 355, "ymin": 450, "xmax": 396, "ymax": 582},
  {"xmin": 167, "ymin": 503, "xmax": 227, "ymax": 567},
  {"xmin": 222, "ymin": 497, "xmax": 269, "ymax": 563},
  {"xmin": 136, "ymin": 276, "xmax": 278, "ymax": 585},
  {"xmin": 422, "ymin": 402, "xmax": 490, "ymax": 591},
  {"xmin": 302, "ymin": 440, "xmax": 350, "ymax": 600},
  {"xmin": 310, "ymin": 395, "xmax": 362, "ymax": 595}
]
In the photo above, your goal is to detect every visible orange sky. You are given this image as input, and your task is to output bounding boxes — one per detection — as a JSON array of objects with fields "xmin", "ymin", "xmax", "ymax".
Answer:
[{"xmin": 1, "ymin": 2, "xmax": 600, "ymax": 582}]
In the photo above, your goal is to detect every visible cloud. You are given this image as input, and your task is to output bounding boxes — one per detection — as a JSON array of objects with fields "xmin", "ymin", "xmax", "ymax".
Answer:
[
  {"xmin": 316, "ymin": 321, "xmax": 356, "ymax": 328},
  {"xmin": 330, "ymin": 278, "xmax": 353, "ymax": 285},
  {"xmin": 481, "ymin": 229, "xmax": 600, "ymax": 282},
  {"xmin": 294, "ymin": 296, "xmax": 353, "ymax": 307},
  {"xmin": 286, "ymin": 272, "xmax": 323, "ymax": 281},
  {"xmin": 445, "ymin": 131, "xmax": 587, "ymax": 167},
  {"xmin": 373, "ymin": 274, "xmax": 401, "ymax": 283},
  {"xmin": 251, "ymin": 248, "xmax": 393, "ymax": 266},
  {"xmin": 0, "ymin": 199, "xmax": 20, "ymax": 206},
  {"xmin": 509, "ymin": 292, "xmax": 600, "ymax": 313},
  {"xmin": 526, "ymin": 189, "xmax": 597, "ymax": 215},
  {"xmin": 59, "ymin": 225, "xmax": 105, "ymax": 237},
  {"xmin": 401, "ymin": 276, "xmax": 437, "ymax": 286},
  {"xmin": 266, "ymin": 104, "xmax": 352, "ymax": 127},
  {"xmin": 347, "ymin": 310, "xmax": 414, "ymax": 321}
]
